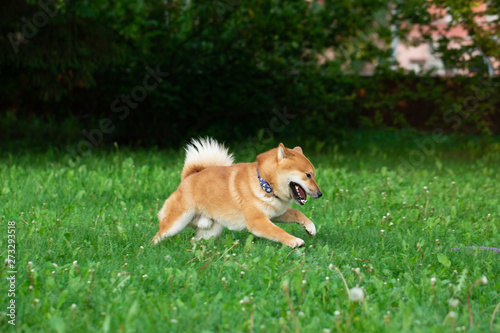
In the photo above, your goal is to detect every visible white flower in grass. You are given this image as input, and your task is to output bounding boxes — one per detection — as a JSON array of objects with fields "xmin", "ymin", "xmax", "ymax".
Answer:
[
  {"xmin": 71, "ymin": 304, "xmax": 77, "ymax": 309},
  {"xmin": 349, "ymin": 287, "xmax": 364, "ymax": 302},
  {"xmin": 481, "ymin": 276, "xmax": 488, "ymax": 284},
  {"xmin": 142, "ymin": 274, "xmax": 148, "ymax": 279},
  {"xmin": 334, "ymin": 310, "xmax": 341, "ymax": 316},
  {"xmin": 449, "ymin": 299, "xmax": 459, "ymax": 308},
  {"xmin": 431, "ymin": 277, "xmax": 436, "ymax": 285}
]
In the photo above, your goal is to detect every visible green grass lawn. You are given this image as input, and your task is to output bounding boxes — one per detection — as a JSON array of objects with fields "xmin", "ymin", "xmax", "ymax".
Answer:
[{"xmin": 1, "ymin": 133, "xmax": 500, "ymax": 332}]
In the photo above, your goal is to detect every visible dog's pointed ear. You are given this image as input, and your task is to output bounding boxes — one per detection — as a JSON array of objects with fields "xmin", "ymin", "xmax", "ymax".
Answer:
[
  {"xmin": 293, "ymin": 146, "xmax": 303, "ymax": 154},
  {"xmin": 277, "ymin": 143, "xmax": 290, "ymax": 162}
]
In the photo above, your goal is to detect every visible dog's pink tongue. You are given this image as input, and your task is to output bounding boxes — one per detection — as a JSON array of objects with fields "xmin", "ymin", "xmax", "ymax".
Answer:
[{"xmin": 298, "ymin": 186, "xmax": 306, "ymax": 200}]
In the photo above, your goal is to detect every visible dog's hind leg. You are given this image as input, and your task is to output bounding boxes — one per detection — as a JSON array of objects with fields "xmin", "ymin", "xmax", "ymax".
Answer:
[
  {"xmin": 152, "ymin": 191, "xmax": 194, "ymax": 244},
  {"xmin": 195, "ymin": 222, "xmax": 224, "ymax": 240}
]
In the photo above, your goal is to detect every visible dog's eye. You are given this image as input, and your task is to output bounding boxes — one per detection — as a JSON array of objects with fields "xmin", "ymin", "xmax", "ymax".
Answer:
[{"xmin": 306, "ymin": 173, "xmax": 311, "ymax": 179}]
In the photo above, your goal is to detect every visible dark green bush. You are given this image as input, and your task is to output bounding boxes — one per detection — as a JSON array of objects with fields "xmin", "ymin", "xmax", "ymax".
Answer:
[{"xmin": 0, "ymin": 0, "xmax": 498, "ymax": 151}]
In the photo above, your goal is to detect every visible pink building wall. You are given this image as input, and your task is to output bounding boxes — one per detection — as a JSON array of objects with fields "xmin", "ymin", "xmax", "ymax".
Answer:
[{"xmin": 395, "ymin": 3, "xmax": 499, "ymax": 76}]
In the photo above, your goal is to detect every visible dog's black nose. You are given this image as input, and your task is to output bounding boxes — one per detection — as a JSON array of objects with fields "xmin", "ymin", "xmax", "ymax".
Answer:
[{"xmin": 317, "ymin": 191, "xmax": 322, "ymax": 198}]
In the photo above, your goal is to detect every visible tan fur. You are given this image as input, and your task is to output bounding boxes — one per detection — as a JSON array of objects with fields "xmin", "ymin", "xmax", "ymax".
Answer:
[{"xmin": 152, "ymin": 140, "xmax": 322, "ymax": 248}]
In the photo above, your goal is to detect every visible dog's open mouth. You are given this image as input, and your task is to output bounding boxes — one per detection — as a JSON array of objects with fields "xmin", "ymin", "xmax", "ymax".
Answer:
[{"xmin": 290, "ymin": 182, "xmax": 307, "ymax": 205}]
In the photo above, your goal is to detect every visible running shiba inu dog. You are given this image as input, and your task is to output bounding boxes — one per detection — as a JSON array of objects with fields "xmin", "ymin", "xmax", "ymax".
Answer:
[{"xmin": 152, "ymin": 138, "xmax": 322, "ymax": 248}]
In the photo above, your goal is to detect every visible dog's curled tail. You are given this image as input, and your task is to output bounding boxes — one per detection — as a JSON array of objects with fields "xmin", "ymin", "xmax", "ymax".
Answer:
[{"xmin": 181, "ymin": 137, "xmax": 234, "ymax": 180}]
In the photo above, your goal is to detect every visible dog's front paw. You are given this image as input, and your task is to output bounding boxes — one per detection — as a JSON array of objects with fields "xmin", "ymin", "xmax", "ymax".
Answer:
[
  {"xmin": 287, "ymin": 237, "xmax": 305, "ymax": 248},
  {"xmin": 301, "ymin": 221, "xmax": 316, "ymax": 237}
]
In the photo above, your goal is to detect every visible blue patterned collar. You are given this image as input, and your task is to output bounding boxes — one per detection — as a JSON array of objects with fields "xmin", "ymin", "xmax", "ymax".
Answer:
[{"xmin": 257, "ymin": 168, "xmax": 279, "ymax": 198}]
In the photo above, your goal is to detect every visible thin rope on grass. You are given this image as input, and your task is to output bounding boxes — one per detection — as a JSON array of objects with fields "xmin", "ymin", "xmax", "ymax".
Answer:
[{"xmin": 449, "ymin": 246, "xmax": 500, "ymax": 254}]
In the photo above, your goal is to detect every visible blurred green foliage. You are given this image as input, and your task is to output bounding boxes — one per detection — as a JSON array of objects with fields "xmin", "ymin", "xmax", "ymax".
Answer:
[{"xmin": 0, "ymin": 0, "xmax": 499, "ymax": 149}]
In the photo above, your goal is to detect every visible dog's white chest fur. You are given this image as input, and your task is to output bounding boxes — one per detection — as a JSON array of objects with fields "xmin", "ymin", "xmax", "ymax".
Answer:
[{"xmin": 259, "ymin": 198, "xmax": 291, "ymax": 220}]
